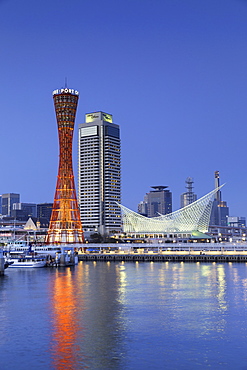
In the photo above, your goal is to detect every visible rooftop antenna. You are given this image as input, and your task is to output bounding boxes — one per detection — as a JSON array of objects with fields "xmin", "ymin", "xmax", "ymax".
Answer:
[
  {"xmin": 214, "ymin": 170, "xmax": 221, "ymax": 202},
  {"xmin": 65, "ymin": 77, "xmax": 67, "ymax": 88}
]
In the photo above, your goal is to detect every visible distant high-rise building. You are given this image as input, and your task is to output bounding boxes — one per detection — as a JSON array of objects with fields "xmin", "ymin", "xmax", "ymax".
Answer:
[
  {"xmin": 137, "ymin": 200, "xmax": 148, "ymax": 217},
  {"xmin": 0, "ymin": 195, "xmax": 2, "ymax": 214},
  {"xmin": 78, "ymin": 112, "xmax": 121, "ymax": 235},
  {"xmin": 138, "ymin": 186, "xmax": 172, "ymax": 217},
  {"xmin": 37, "ymin": 203, "xmax": 53, "ymax": 221},
  {"xmin": 1, "ymin": 193, "xmax": 20, "ymax": 217},
  {"xmin": 180, "ymin": 177, "xmax": 197, "ymax": 208},
  {"xmin": 210, "ymin": 171, "xmax": 229, "ymax": 226},
  {"xmin": 12, "ymin": 202, "xmax": 37, "ymax": 220}
]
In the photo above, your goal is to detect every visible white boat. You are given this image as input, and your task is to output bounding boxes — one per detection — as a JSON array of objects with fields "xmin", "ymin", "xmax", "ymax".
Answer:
[
  {"xmin": 5, "ymin": 240, "xmax": 30, "ymax": 252},
  {"xmin": 4, "ymin": 241, "xmax": 61, "ymax": 257},
  {"xmin": 34, "ymin": 245, "xmax": 61, "ymax": 256},
  {"xmin": 6, "ymin": 255, "xmax": 47, "ymax": 268}
]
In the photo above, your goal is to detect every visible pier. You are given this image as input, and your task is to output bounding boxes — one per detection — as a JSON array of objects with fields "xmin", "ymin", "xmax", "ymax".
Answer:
[
  {"xmin": 78, "ymin": 252, "xmax": 247, "ymax": 263},
  {"xmin": 78, "ymin": 243, "xmax": 247, "ymax": 263},
  {"xmin": 46, "ymin": 248, "xmax": 79, "ymax": 267}
]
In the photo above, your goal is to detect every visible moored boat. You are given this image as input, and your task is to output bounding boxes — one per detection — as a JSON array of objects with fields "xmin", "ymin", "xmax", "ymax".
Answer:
[
  {"xmin": 5, "ymin": 255, "xmax": 47, "ymax": 268},
  {"xmin": 33, "ymin": 245, "xmax": 61, "ymax": 256},
  {"xmin": 4, "ymin": 241, "xmax": 62, "ymax": 257}
]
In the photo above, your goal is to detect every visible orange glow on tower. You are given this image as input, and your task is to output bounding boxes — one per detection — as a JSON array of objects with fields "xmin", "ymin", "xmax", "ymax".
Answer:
[{"xmin": 46, "ymin": 88, "xmax": 84, "ymax": 244}]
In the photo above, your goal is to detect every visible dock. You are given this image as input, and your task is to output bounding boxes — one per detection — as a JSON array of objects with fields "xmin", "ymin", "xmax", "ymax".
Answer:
[{"xmin": 78, "ymin": 252, "xmax": 247, "ymax": 263}]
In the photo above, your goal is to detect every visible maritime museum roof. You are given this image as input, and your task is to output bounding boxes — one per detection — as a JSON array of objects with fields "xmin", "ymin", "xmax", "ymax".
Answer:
[{"xmin": 118, "ymin": 186, "xmax": 223, "ymax": 234}]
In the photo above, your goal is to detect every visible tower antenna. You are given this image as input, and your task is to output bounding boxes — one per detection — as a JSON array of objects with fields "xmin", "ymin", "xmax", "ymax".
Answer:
[{"xmin": 65, "ymin": 77, "xmax": 67, "ymax": 88}]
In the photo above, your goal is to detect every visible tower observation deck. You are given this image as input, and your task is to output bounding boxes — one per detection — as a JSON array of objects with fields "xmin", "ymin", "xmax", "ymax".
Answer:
[{"xmin": 46, "ymin": 88, "xmax": 84, "ymax": 244}]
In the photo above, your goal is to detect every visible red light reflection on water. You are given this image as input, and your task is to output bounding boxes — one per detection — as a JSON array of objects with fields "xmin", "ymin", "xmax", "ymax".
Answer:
[{"xmin": 49, "ymin": 268, "xmax": 85, "ymax": 370}]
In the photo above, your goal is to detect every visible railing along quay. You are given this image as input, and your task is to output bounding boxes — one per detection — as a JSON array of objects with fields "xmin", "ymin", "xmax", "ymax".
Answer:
[{"xmin": 78, "ymin": 253, "xmax": 247, "ymax": 263}]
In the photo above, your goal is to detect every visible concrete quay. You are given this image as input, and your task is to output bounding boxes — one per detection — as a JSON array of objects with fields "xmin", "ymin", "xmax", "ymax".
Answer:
[
  {"xmin": 78, "ymin": 252, "xmax": 247, "ymax": 263},
  {"xmin": 47, "ymin": 251, "xmax": 79, "ymax": 267}
]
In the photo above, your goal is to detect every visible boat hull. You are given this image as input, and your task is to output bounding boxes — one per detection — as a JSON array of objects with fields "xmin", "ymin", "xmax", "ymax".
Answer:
[{"xmin": 6, "ymin": 258, "xmax": 47, "ymax": 268}]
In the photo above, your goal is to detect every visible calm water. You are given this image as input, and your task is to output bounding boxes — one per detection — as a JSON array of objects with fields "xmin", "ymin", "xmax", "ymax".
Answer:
[{"xmin": 1, "ymin": 261, "xmax": 247, "ymax": 369}]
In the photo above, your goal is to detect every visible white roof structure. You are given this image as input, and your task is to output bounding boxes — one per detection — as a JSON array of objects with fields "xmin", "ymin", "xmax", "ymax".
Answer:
[{"xmin": 118, "ymin": 186, "xmax": 224, "ymax": 233}]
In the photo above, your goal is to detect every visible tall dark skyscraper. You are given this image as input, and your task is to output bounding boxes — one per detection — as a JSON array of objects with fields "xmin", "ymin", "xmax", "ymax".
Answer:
[{"xmin": 78, "ymin": 112, "xmax": 121, "ymax": 235}]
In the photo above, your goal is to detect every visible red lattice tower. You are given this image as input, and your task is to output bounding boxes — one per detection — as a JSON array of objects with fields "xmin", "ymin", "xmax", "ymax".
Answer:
[{"xmin": 46, "ymin": 88, "xmax": 84, "ymax": 244}]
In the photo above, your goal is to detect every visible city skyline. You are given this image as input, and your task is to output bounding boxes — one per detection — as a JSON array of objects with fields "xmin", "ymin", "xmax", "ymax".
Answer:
[{"xmin": 1, "ymin": 0, "xmax": 247, "ymax": 217}]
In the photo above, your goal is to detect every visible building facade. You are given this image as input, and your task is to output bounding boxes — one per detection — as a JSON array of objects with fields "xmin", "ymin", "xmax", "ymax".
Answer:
[
  {"xmin": 37, "ymin": 203, "xmax": 53, "ymax": 221},
  {"xmin": 1, "ymin": 193, "xmax": 20, "ymax": 217},
  {"xmin": 227, "ymin": 216, "xmax": 246, "ymax": 228},
  {"xmin": 138, "ymin": 186, "xmax": 172, "ymax": 218},
  {"xmin": 12, "ymin": 202, "xmax": 37, "ymax": 220},
  {"xmin": 78, "ymin": 112, "xmax": 121, "ymax": 235},
  {"xmin": 137, "ymin": 200, "xmax": 148, "ymax": 217},
  {"xmin": 180, "ymin": 177, "xmax": 197, "ymax": 208}
]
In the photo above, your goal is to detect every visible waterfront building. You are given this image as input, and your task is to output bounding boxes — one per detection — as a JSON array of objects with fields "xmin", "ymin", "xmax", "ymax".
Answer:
[
  {"xmin": 24, "ymin": 217, "xmax": 50, "ymax": 230},
  {"xmin": 1, "ymin": 193, "xmax": 20, "ymax": 217},
  {"xmin": 227, "ymin": 216, "xmax": 246, "ymax": 228},
  {"xmin": 208, "ymin": 215, "xmax": 247, "ymax": 243},
  {"xmin": 78, "ymin": 112, "xmax": 121, "ymax": 235},
  {"xmin": 119, "ymin": 186, "xmax": 222, "ymax": 237},
  {"xmin": 37, "ymin": 203, "xmax": 53, "ymax": 222},
  {"xmin": 180, "ymin": 177, "xmax": 197, "ymax": 208},
  {"xmin": 210, "ymin": 171, "xmax": 229, "ymax": 226},
  {"xmin": 0, "ymin": 218, "xmax": 48, "ymax": 243},
  {"xmin": 138, "ymin": 186, "xmax": 172, "ymax": 218},
  {"xmin": 46, "ymin": 87, "xmax": 84, "ymax": 244},
  {"xmin": 208, "ymin": 224, "xmax": 247, "ymax": 243}
]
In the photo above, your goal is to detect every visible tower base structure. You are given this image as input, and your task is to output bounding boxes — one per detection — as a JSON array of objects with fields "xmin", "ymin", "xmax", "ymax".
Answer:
[{"xmin": 46, "ymin": 224, "xmax": 84, "ymax": 244}]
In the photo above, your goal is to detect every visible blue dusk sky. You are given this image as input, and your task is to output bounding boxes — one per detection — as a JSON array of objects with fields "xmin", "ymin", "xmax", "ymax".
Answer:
[{"xmin": 1, "ymin": 0, "xmax": 247, "ymax": 216}]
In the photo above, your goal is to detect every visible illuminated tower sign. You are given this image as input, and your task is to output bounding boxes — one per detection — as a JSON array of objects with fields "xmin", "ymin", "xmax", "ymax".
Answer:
[{"xmin": 46, "ymin": 88, "xmax": 84, "ymax": 244}]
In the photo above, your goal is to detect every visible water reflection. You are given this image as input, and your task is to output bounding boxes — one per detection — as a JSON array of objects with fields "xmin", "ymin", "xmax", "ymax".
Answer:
[
  {"xmin": 81, "ymin": 262, "xmax": 126, "ymax": 370},
  {"xmin": 2, "ymin": 262, "xmax": 247, "ymax": 369},
  {"xmin": 117, "ymin": 264, "xmax": 127, "ymax": 305},
  {"xmin": 0, "ymin": 275, "xmax": 8, "ymax": 346},
  {"xmin": 49, "ymin": 262, "xmax": 126, "ymax": 370},
  {"xmin": 216, "ymin": 265, "xmax": 227, "ymax": 312},
  {"xmin": 49, "ymin": 268, "xmax": 85, "ymax": 370},
  {"xmin": 125, "ymin": 262, "xmax": 231, "ymax": 339}
]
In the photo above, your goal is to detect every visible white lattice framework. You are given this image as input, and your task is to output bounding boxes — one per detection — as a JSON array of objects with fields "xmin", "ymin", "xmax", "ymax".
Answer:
[{"xmin": 118, "ymin": 186, "xmax": 223, "ymax": 233}]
